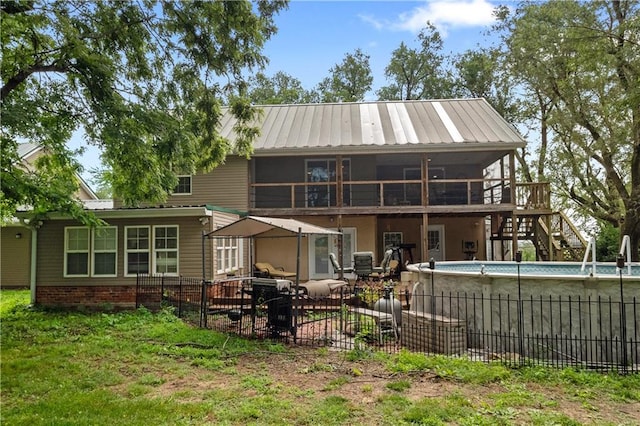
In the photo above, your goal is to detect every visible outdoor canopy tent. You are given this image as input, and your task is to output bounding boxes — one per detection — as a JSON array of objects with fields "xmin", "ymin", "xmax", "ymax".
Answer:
[
  {"xmin": 202, "ymin": 215, "xmax": 342, "ymax": 285},
  {"xmin": 202, "ymin": 216, "xmax": 343, "ymax": 335}
]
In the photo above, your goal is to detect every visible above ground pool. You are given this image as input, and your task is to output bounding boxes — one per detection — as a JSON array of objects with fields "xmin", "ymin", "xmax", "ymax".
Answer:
[{"xmin": 413, "ymin": 260, "xmax": 640, "ymax": 277}]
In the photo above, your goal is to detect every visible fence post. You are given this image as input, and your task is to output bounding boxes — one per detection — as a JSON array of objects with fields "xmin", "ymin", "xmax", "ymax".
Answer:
[
  {"xmin": 161, "ymin": 274, "xmax": 165, "ymax": 307},
  {"xmin": 429, "ymin": 258, "xmax": 436, "ymax": 353},
  {"xmin": 178, "ymin": 275, "xmax": 183, "ymax": 318},
  {"xmin": 515, "ymin": 251, "xmax": 524, "ymax": 365},
  {"xmin": 200, "ymin": 279, "xmax": 207, "ymax": 328},
  {"xmin": 617, "ymin": 254, "xmax": 628, "ymax": 372}
]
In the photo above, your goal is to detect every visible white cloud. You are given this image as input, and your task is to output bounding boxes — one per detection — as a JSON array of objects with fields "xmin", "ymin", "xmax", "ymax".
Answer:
[{"xmin": 360, "ymin": 0, "xmax": 498, "ymax": 36}]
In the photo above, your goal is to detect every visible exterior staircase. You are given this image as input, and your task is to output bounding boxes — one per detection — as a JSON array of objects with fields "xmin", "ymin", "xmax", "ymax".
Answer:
[{"xmin": 493, "ymin": 211, "xmax": 587, "ymax": 261}]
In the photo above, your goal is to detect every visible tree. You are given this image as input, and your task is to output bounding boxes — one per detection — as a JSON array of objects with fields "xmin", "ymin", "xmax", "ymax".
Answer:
[
  {"xmin": 494, "ymin": 0, "xmax": 640, "ymax": 260},
  {"xmin": 248, "ymin": 71, "xmax": 314, "ymax": 104},
  {"xmin": 453, "ymin": 48, "xmax": 518, "ymax": 120},
  {"xmin": 315, "ymin": 48, "xmax": 373, "ymax": 103},
  {"xmin": 1, "ymin": 0, "xmax": 288, "ymax": 222},
  {"xmin": 377, "ymin": 23, "xmax": 455, "ymax": 100}
]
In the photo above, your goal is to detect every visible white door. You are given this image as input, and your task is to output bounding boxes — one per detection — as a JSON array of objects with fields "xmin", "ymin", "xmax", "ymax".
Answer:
[
  {"xmin": 427, "ymin": 225, "xmax": 445, "ymax": 261},
  {"xmin": 309, "ymin": 228, "xmax": 356, "ymax": 279}
]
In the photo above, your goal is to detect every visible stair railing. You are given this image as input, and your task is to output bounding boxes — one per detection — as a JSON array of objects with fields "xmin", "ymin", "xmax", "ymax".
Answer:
[
  {"xmin": 619, "ymin": 235, "xmax": 632, "ymax": 275},
  {"xmin": 580, "ymin": 236, "xmax": 597, "ymax": 275}
]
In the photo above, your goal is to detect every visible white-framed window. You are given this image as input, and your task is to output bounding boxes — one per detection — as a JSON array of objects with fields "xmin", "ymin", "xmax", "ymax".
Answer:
[
  {"xmin": 64, "ymin": 226, "xmax": 117, "ymax": 277},
  {"xmin": 125, "ymin": 226, "xmax": 150, "ymax": 276},
  {"xmin": 216, "ymin": 236, "xmax": 239, "ymax": 274},
  {"xmin": 65, "ymin": 227, "xmax": 90, "ymax": 277},
  {"xmin": 173, "ymin": 175, "xmax": 192, "ymax": 195},
  {"xmin": 92, "ymin": 227, "xmax": 117, "ymax": 276},
  {"xmin": 153, "ymin": 225, "xmax": 178, "ymax": 274}
]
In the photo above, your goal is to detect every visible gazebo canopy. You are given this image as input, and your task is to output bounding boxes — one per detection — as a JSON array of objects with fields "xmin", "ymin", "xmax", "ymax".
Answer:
[{"xmin": 205, "ymin": 215, "xmax": 341, "ymax": 238}]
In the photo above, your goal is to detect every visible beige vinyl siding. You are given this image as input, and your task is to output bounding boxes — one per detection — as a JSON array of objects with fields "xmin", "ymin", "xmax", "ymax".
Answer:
[
  {"xmin": 114, "ymin": 156, "xmax": 250, "ymax": 209},
  {"xmin": 76, "ymin": 185, "xmax": 95, "ymax": 201},
  {"xmin": 36, "ymin": 217, "xmax": 207, "ymax": 287},
  {"xmin": 1, "ymin": 227, "xmax": 31, "ymax": 288},
  {"xmin": 169, "ymin": 156, "xmax": 249, "ymax": 210}
]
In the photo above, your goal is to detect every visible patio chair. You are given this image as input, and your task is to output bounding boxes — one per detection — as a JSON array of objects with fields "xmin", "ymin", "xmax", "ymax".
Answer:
[
  {"xmin": 352, "ymin": 251, "xmax": 383, "ymax": 282},
  {"xmin": 254, "ymin": 262, "xmax": 297, "ymax": 279},
  {"xmin": 329, "ymin": 252, "xmax": 354, "ymax": 277}
]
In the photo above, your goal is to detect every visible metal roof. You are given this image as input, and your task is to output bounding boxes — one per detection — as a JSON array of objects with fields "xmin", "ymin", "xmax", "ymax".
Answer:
[
  {"xmin": 218, "ymin": 98, "xmax": 526, "ymax": 155},
  {"xmin": 17, "ymin": 142, "xmax": 41, "ymax": 159}
]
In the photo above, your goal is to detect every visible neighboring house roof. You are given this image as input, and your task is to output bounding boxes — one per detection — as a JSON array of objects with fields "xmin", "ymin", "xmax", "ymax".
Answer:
[
  {"xmin": 17, "ymin": 142, "xmax": 42, "ymax": 159},
  {"xmin": 17, "ymin": 142, "xmax": 99, "ymax": 200},
  {"xmin": 218, "ymin": 98, "xmax": 526, "ymax": 155},
  {"xmin": 82, "ymin": 199, "xmax": 114, "ymax": 210}
]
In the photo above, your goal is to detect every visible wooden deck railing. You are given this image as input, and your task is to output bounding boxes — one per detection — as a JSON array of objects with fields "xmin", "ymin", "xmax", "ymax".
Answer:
[{"xmin": 250, "ymin": 179, "xmax": 551, "ymax": 211}]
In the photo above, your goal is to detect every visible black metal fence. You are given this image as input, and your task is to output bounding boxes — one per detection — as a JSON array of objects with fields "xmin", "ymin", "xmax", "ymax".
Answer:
[
  {"xmin": 135, "ymin": 274, "xmax": 204, "ymax": 324},
  {"xmin": 136, "ymin": 274, "xmax": 639, "ymax": 373}
]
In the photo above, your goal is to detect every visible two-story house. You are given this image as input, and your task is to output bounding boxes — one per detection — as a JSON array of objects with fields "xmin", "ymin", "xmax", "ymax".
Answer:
[{"xmin": 20, "ymin": 99, "xmax": 573, "ymax": 309}]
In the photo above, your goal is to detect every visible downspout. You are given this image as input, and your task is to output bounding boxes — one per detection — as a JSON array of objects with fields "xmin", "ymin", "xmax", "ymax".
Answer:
[{"xmin": 30, "ymin": 227, "xmax": 37, "ymax": 305}]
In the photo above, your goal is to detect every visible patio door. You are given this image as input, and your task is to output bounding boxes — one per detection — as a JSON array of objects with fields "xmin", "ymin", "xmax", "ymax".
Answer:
[
  {"xmin": 427, "ymin": 225, "xmax": 445, "ymax": 261},
  {"xmin": 308, "ymin": 228, "xmax": 356, "ymax": 279}
]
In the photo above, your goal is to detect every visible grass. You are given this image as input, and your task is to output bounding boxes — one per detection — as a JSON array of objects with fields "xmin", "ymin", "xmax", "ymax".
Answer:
[{"xmin": 2, "ymin": 289, "xmax": 639, "ymax": 425}]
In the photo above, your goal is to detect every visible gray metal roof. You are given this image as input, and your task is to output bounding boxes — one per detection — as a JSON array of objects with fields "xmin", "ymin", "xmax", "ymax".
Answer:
[
  {"xmin": 17, "ymin": 142, "xmax": 41, "ymax": 159},
  {"xmin": 219, "ymin": 98, "xmax": 526, "ymax": 155}
]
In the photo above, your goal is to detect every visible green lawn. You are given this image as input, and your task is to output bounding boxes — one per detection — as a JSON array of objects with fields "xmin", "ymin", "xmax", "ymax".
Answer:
[{"xmin": 1, "ymin": 289, "xmax": 639, "ymax": 425}]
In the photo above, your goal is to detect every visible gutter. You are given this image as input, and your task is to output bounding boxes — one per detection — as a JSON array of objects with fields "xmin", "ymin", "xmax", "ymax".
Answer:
[{"xmin": 30, "ymin": 227, "xmax": 37, "ymax": 305}]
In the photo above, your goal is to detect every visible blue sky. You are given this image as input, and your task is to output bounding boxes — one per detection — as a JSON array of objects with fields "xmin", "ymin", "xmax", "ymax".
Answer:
[
  {"xmin": 260, "ymin": 0, "xmax": 501, "ymax": 98},
  {"xmin": 77, "ymin": 0, "xmax": 503, "ymax": 186}
]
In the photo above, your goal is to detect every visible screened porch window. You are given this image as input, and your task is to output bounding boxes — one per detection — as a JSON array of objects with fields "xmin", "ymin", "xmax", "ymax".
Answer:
[{"xmin": 305, "ymin": 159, "xmax": 350, "ymax": 207}]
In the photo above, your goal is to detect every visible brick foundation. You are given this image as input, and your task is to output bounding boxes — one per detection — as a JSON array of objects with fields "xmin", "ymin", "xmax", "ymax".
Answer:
[{"xmin": 36, "ymin": 286, "xmax": 137, "ymax": 310}]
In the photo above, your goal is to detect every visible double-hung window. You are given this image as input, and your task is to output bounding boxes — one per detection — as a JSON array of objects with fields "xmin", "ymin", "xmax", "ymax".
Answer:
[
  {"xmin": 125, "ymin": 226, "xmax": 150, "ymax": 275},
  {"xmin": 92, "ymin": 227, "xmax": 117, "ymax": 276},
  {"xmin": 65, "ymin": 227, "xmax": 90, "ymax": 276},
  {"xmin": 65, "ymin": 226, "xmax": 116, "ymax": 277},
  {"xmin": 215, "ymin": 236, "xmax": 239, "ymax": 274},
  {"xmin": 154, "ymin": 226, "xmax": 179, "ymax": 274}
]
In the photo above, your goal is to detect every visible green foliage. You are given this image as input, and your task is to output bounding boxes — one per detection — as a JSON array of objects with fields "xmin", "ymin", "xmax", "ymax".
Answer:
[
  {"xmin": 1, "ymin": 0, "xmax": 288, "ymax": 217},
  {"xmin": 377, "ymin": 23, "xmax": 455, "ymax": 100},
  {"xmin": 595, "ymin": 222, "xmax": 622, "ymax": 262},
  {"xmin": 388, "ymin": 350, "xmax": 512, "ymax": 384},
  {"xmin": 402, "ymin": 392, "xmax": 475, "ymax": 425},
  {"xmin": 316, "ymin": 48, "xmax": 373, "ymax": 103},
  {"xmin": 307, "ymin": 395, "xmax": 359, "ymax": 425},
  {"xmin": 386, "ymin": 379, "xmax": 411, "ymax": 392},
  {"xmin": 248, "ymin": 71, "xmax": 315, "ymax": 104}
]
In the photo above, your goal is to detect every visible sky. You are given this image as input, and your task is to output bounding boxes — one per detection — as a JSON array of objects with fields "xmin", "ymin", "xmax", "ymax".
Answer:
[
  {"xmin": 260, "ymin": 0, "xmax": 500, "ymax": 98},
  {"xmin": 76, "ymin": 0, "xmax": 503, "ymax": 186}
]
